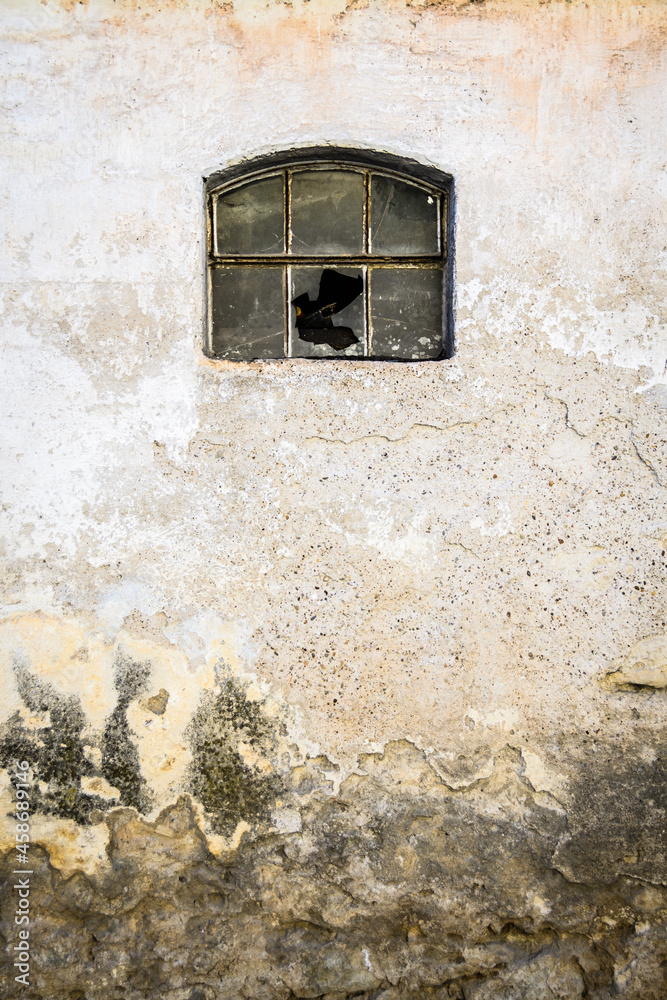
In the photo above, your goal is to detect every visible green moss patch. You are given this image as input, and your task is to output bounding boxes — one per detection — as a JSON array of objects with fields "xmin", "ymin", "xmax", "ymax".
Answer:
[{"xmin": 186, "ymin": 672, "xmax": 282, "ymax": 835}]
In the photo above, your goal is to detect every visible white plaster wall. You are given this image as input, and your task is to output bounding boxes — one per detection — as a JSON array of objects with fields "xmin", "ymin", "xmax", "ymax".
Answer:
[{"xmin": 0, "ymin": 0, "xmax": 666, "ymax": 870}]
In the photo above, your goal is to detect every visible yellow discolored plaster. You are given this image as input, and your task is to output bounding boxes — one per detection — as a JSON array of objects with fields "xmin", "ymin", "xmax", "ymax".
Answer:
[{"xmin": 605, "ymin": 633, "xmax": 667, "ymax": 689}]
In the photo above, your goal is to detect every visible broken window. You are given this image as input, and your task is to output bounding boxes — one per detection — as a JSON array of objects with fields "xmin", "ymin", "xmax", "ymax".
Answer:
[{"xmin": 205, "ymin": 150, "xmax": 452, "ymax": 361}]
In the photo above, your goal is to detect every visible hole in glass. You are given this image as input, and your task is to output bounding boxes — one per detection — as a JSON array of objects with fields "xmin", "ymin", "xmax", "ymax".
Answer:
[{"xmin": 290, "ymin": 268, "xmax": 365, "ymax": 357}]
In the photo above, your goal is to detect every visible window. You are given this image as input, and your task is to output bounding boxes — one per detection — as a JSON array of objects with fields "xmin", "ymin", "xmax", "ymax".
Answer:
[{"xmin": 204, "ymin": 148, "xmax": 453, "ymax": 361}]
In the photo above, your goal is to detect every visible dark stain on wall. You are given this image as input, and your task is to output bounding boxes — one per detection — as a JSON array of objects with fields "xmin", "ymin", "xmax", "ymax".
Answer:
[
  {"xmin": 0, "ymin": 661, "xmax": 105, "ymax": 824},
  {"xmin": 100, "ymin": 650, "xmax": 152, "ymax": 813},
  {"xmin": 1, "ymin": 743, "xmax": 666, "ymax": 999},
  {"xmin": 186, "ymin": 670, "xmax": 283, "ymax": 834},
  {"xmin": 0, "ymin": 652, "xmax": 155, "ymax": 824},
  {"xmin": 552, "ymin": 738, "xmax": 667, "ymax": 886}
]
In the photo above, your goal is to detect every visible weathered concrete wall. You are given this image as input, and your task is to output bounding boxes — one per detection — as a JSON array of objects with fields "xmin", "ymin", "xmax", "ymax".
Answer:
[{"xmin": 0, "ymin": 1, "xmax": 666, "ymax": 997}]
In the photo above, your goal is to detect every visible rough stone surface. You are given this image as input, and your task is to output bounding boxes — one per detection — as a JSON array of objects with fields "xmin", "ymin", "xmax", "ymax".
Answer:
[
  {"xmin": 1, "ymin": 0, "xmax": 666, "ymax": 997},
  {"xmin": 606, "ymin": 634, "xmax": 667, "ymax": 689}
]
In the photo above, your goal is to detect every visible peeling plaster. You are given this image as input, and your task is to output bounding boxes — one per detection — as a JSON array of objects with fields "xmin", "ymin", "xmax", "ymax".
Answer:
[{"xmin": 1, "ymin": 0, "xmax": 666, "ymax": 996}]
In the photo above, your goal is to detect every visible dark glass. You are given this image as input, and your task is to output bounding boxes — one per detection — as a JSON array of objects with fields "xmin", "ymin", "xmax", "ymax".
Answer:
[
  {"xmin": 369, "ymin": 268, "xmax": 443, "ymax": 359},
  {"xmin": 290, "ymin": 170, "xmax": 364, "ymax": 255},
  {"xmin": 370, "ymin": 175, "xmax": 439, "ymax": 256},
  {"xmin": 210, "ymin": 267, "xmax": 284, "ymax": 359},
  {"xmin": 215, "ymin": 175, "xmax": 284, "ymax": 255},
  {"xmin": 290, "ymin": 267, "xmax": 365, "ymax": 358}
]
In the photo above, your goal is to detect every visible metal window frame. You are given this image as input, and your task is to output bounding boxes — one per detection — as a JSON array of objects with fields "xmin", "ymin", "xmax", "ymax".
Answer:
[{"xmin": 203, "ymin": 147, "xmax": 455, "ymax": 361}]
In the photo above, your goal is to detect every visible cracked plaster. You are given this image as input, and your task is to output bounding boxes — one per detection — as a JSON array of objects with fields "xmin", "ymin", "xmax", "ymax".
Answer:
[{"xmin": 1, "ymin": 0, "xmax": 666, "ymax": 997}]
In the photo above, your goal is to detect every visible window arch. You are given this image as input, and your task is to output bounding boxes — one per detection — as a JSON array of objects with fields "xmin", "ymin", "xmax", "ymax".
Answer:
[{"xmin": 204, "ymin": 148, "xmax": 453, "ymax": 361}]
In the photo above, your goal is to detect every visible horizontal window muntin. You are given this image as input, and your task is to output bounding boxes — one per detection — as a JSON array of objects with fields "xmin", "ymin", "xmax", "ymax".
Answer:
[
  {"xmin": 208, "ymin": 259, "xmax": 443, "ymax": 268},
  {"xmin": 209, "ymin": 164, "xmax": 445, "ymax": 261}
]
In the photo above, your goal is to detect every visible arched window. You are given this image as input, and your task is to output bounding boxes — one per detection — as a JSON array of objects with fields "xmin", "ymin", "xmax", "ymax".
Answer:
[{"xmin": 204, "ymin": 148, "xmax": 453, "ymax": 361}]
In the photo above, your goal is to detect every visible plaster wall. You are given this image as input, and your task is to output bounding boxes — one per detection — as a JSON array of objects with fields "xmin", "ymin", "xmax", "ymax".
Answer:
[{"xmin": 0, "ymin": 1, "xmax": 666, "ymax": 998}]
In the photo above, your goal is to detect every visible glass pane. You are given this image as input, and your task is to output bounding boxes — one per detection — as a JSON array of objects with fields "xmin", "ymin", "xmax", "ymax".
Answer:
[
  {"xmin": 369, "ymin": 268, "xmax": 443, "ymax": 359},
  {"xmin": 370, "ymin": 175, "xmax": 439, "ymax": 255},
  {"xmin": 290, "ymin": 170, "xmax": 364, "ymax": 255},
  {"xmin": 210, "ymin": 267, "xmax": 284, "ymax": 359},
  {"xmin": 215, "ymin": 175, "xmax": 284, "ymax": 255},
  {"xmin": 290, "ymin": 267, "xmax": 365, "ymax": 358}
]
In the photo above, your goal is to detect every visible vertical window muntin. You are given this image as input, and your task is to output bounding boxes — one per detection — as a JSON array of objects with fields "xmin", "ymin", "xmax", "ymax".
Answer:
[{"xmin": 206, "ymin": 158, "xmax": 448, "ymax": 360}]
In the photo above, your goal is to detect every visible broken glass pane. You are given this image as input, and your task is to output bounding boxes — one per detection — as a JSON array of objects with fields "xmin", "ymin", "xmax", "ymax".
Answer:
[
  {"xmin": 369, "ymin": 268, "xmax": 443, "ymax": 359},
  {"xmin": 290, "ymin": 170, "xmax": 364, "ymax": 255},
  {"xmin": 290, "ymin": 267, "xmax": 365, "ymax": 358},
  {"xmin": 215, "ymin": 175, "xmax": 284, "ymax": 255},
  {"xmin": 210, "ymin": 267, "xmax": 284, "ymax": 359},
  {"xmin": 370, "ymin": 175, "xmax": 439, "ymax": 256}
]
